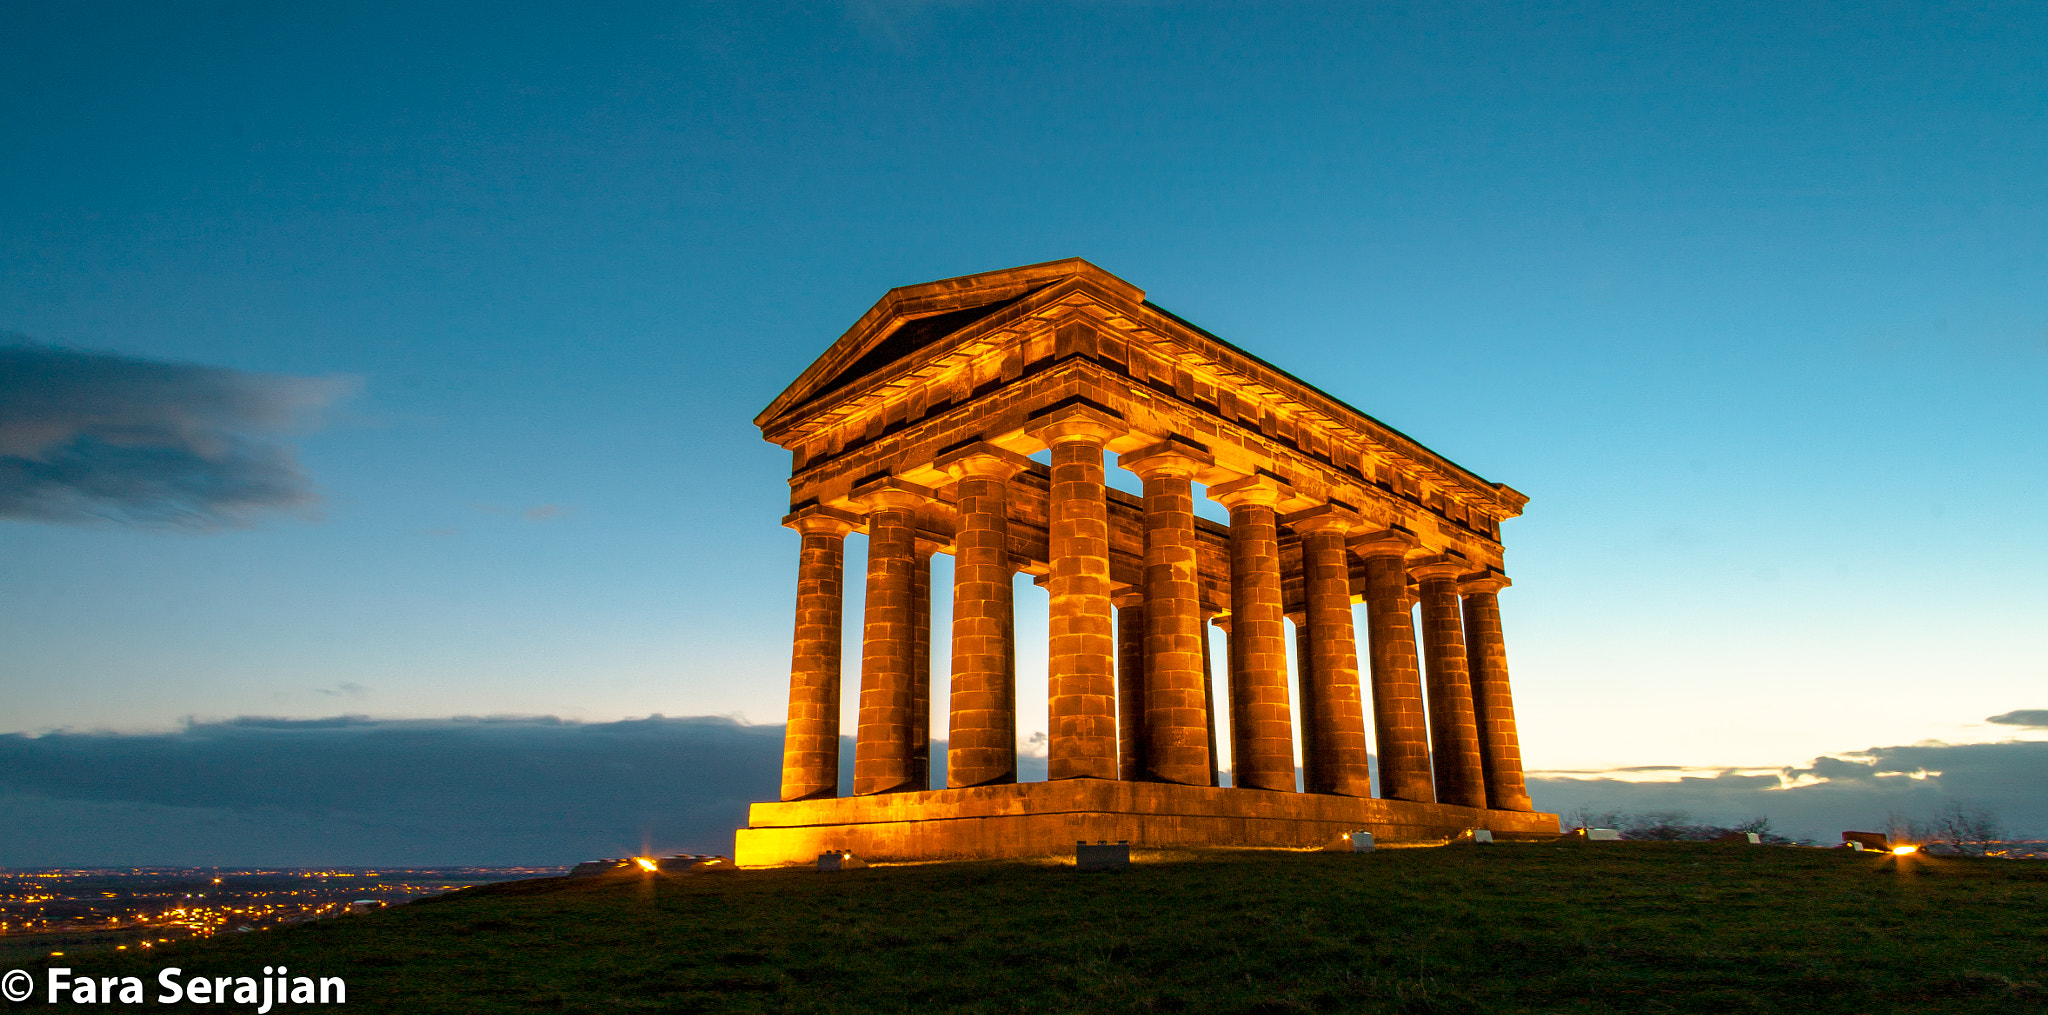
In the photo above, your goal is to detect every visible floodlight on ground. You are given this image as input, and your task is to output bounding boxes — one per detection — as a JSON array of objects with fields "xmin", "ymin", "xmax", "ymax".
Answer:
[{"xmin": 816, "ymin": 851, "xmax": 866, "ymax": 871}]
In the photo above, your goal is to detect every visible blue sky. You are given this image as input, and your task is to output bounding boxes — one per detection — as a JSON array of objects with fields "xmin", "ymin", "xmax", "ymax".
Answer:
[{"xmin": 3, "ymin": 2, "xmax": 2044, "ymax": 854}]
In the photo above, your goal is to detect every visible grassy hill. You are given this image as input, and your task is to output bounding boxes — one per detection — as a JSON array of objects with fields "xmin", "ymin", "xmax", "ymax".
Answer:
[{"xmin": 24, "ymin": 842, "xmax": 2046, "ymax": 1013}]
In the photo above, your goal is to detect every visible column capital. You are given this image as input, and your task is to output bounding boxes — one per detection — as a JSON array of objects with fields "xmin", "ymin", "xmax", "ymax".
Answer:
[
  {"xmin": 1120, "ymin": 438, "xmax": 1213, "ymax": 479},
  {"xmin": 1348, "ymin": 526, "xmax": 1420, "ymax": 559},
  {"xmin": 1207, "ymin": 472, "xmax": 1307, "ymax": 511},
  {"xmin": 849, "ymin": 477, "xmax": 937, "ymax": 514},
  {"xmin": 1022, "ymin": 402, "xmax": 1125, "ymax": 448},
  {"xmin": 783, "ymin": 504, "xmax": 861, "ymax": 537},
  {"xmin": 1282, "ymin": 503, "xmax": 1364, "ymax": 536},
  {"xmin": 933, "ymin": 441, "xmax": 1036, "ymax": 483},
  {"xmin": 1457, "ymin": 569, "xmax": 1512, "ymax": 595},
  {"xmin": 1408, "ymin": 553, "xmax": 1470, "ymax": 583}
]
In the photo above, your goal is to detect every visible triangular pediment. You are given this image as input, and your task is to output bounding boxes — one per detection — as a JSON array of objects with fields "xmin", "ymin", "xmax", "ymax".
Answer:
[{"xmin": 754, "ymin": 258, "xmax": 1143, "ymax": 430}]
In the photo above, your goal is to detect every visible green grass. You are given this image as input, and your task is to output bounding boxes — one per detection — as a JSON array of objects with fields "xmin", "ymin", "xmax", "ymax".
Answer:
[{"xmin": 26, "ymin": 842, "xmax": 2048, "ymax": 1013}]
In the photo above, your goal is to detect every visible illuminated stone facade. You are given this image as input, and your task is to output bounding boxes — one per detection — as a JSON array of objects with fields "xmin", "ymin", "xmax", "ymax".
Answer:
[{"xmin": 735, "ymin": 259, "xmax": 1557, "ymax": 865}]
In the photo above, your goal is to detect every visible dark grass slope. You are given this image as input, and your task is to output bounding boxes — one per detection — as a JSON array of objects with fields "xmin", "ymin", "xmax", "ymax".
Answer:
[{"xmin": 34, "ymin": 842, "xmax": 2048, "ymax": 1013}]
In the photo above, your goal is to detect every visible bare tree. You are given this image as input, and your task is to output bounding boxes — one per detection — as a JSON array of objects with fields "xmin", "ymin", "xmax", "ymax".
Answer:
[
  {"xmin": 1563, "ymin": 805, "xmax": 1622, "ymax": 832},
  {"xmin": 1923, "ymin": 801, "xmax": 2003, "ymax": 856}
]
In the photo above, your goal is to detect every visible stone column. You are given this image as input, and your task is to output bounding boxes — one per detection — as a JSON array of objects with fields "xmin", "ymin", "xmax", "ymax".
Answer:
[
  {"xmin": 1413, "ymin": 556, "xmax": 1486, "ymax": 809},
  {"xmin": 850, "ymin": 482, "xmax": 927, "ymax": 796},
  {"xmin": 780, "ymin": 507, "xmax": 857, "ymax": 801},
  {"xmin": 1029, "ymin": 409, "xmax": 1122, "ymax": 781},
  {"xmin": 1290, "ymin": 612, "xmax": 1317, "ymax": 792},
  {"xmin": 1460, "ymin": 571, "xmax": 1534, "ymax": 811},
  {"xmin": 936, "ymin": 445, "xmax": 1031, "ymax": 789},
  {"xmin": 1355, "ymin": 529, "xmax": 1433, "ymax": 803},
  {"xmin": 1120, "ymin": 441, "xmax": 1214, "ymax": 786},
  {"xmin": 1287, "ymin": 506, "xmax": 1372, "ymax": 797},
  {"xmin": 1115, "ymin": 595, "xmax": 1147, "ymax": 781},
  {"xmin": 909, "ymin": 545, "xmax": 933, "ymax": 791},
  {"xmin": 1201, "ymin": 613, "xmax": 1220, "ymax": 786},
  {"xmin": 1209, "ymin": 475, "xmax": 1296, "ymax": 793}
]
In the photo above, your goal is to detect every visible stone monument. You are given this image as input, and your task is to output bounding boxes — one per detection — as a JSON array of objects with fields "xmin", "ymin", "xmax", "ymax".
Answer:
[{"xmin": 733, "ymin": 259, "xmax": 1559, "ymax": 865}]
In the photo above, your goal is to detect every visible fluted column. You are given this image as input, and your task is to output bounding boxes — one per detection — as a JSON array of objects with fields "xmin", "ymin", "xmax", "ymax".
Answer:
[
  {"xmin": 1120, "ymin": 441, "xmax": 1214, "ymax": 785},
  {"xmin": 1209, "ymin": 475, "xmax": 1295, "ymax": 792},
  {"xmin": 1029, "ymin": 410, "xmax": 1121, "ymax": 781},
  {"xmin": 780, "ymin": 507, "xmax": 857, "ymax": 801},
  {"xmin": 1461, "ymin": 571, "xmax": 1534, "ymax": 811},
  {"xmin": 1115, "ymin": 595, "xmax": 1147, "ymax": 781},
  {"xmin": 1355, "ymin": 529, "xmax": 1433, "ymax": 803},
  {"xmin": 937, "ymin": 445, "xmax": 1030, "ymax": 788},
  {"xmin": 1413, "ymin": 556, "xmax": 1486, "ymax": 808},
  {"xmin": 850, "ymin": 482, "xmax": 927, "ymax": 796},
  {"xmin": 1287, "ymin": 507, "xmax": 1372, "ymax": 796}
]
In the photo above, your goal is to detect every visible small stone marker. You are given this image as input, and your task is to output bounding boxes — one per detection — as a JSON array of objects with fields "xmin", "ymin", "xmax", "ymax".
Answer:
[
  {"xmin": 1348, "ymin": 831, "xmax": 1375, "ymax": 852},
  {"xmin": 1847, "ymin": 841, "xmax": 1865, "ymax": 851},
  {"xmin": 816, "ymin": 851, "xmax": 867, "ymax": 871},
  {"xmin": 1580, "ymin": 828, "xmax": 1622, "ymax": 841},
  {"xmin": 1468, "ymin": 829, "xmax": 1494, "ymax": 844},
  {"xmin": 1076, "ymin": 840, "xmax": 1131, "ymax": 870}
]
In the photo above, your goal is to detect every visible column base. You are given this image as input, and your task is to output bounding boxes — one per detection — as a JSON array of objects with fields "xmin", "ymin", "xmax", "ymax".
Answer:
[{"xmin": 733, "ymin": 780, "xmax": 1560, "ymax": 867}]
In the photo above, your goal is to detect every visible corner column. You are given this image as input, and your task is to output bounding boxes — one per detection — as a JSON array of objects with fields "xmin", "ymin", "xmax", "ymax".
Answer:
[
  {"xmin": 1209, "ymin": 475, "xmax": 1296, "ymax": 793},
  {"xmin": 1413, "ymin": 556, "xmax": 1486, "ymax": 809},
  {"xmin": 779, "ymin": 507, "xmax": 858, "ymax": 801},
  {"xmin": 1028, "ymin": 409, "xmax": 1122, "ymax": 781},
  {"xmin": 850, "ymin": 481, "xmax": 930, "ymax": 796},
  {"xmin": 936, "ymin": 444, "xmax": 1032, "ymax": 788},
  {"xmin": 1286, "ymin": 506, "xmax": 1372, "ymax": 796},
  {"xmin": 1460, "ymin": 571, "xmax": 1534, "ymax": 811},
  {"xmin": 1355, "ymin": 529, "xmax": 1433, "ymax": 803},
  {"xmin": 1120, "ymin": 440, "xmax": 1215, "ymax": 786}
]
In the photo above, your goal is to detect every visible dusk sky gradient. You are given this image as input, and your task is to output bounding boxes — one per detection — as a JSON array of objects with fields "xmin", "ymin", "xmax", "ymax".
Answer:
[{"xmin": 3, "ymin": 1, "xmax": 2045, "ymax": 858}]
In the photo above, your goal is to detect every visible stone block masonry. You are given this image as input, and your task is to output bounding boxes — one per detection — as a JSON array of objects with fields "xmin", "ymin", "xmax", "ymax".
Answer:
[{"xmin": 742, "ymin": 259, "xmax": 1554, "ymax": 864}]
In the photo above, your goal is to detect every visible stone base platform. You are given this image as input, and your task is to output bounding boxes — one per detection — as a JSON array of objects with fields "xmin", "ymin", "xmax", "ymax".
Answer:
[{"xmin": 733, "ymin": 779, "xmax": 1560, "ymax": 867}]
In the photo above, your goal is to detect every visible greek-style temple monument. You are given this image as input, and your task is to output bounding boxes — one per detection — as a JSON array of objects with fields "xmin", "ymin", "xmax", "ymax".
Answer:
[{"xmin": 734, "ymin": 259, "xmax": 1558, "ymax": 865}]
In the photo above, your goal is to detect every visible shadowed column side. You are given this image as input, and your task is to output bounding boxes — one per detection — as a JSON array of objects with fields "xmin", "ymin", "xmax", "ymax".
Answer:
[{"xmin": 1115, "ymin": 596, "xmax": 1147, "ymax": 781}]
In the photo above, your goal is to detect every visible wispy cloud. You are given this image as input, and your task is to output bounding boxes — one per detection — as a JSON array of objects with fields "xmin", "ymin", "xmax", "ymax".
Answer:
[{"xmin": 0, "ymin": 336, "xmax": 356, "ymax": 529}]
